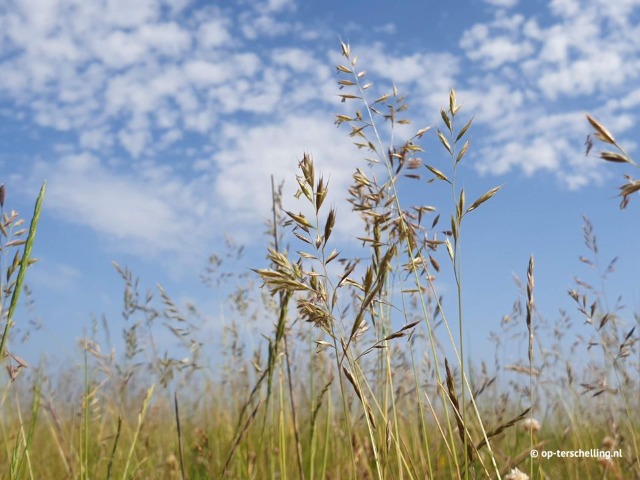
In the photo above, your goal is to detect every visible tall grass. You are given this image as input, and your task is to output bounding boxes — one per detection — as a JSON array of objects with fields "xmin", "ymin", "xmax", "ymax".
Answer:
[{"xmin": 0, "ymin": 45, "xmax": 638, "ymax": 480}]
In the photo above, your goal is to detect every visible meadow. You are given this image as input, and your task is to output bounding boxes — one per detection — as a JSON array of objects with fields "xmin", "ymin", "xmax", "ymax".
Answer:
[{"xmin": 0, "ymin": 43, "xmax": 638, "ymax": 479}]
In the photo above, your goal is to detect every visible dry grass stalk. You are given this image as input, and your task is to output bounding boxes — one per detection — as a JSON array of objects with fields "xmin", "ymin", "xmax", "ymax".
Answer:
[
  {"xmin": 585, "ymin": 114, "xmax": 640, "ymax": 208},
  {"xmin": 444, "ymin": 358, "xmax": 475, "ymax": 464}
]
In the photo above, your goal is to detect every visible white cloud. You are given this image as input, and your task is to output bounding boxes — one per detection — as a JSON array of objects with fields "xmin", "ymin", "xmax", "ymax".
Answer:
[
  {"xmin": 272, "ymin": 48, "xmax": 317, "ymax": 72},
  {"xmin": 197, "ymin": 19, "xmax": 232, "ymax": 48},
  {"xmin": 535, "ymin": 25, "xmax": 569, "ymax": 63},
  {"xmin": 352, "ymin": 43, "xmax": 459, "ymax": 117},
  {"xmin": 102, "ymin": 0, "xmax": 160, "ymax": 28},
  {"xmin": 240, "ymin": 13, "xmax": 291, "ymax": 39},
  {"xmin": 268, "ymin": 0, "xmax": 295, "ymax": 12},
  {"xmin": 460, "ymin": 15, "xmax": 533, "ymax": 69},
  {"xmin": 118, "ymin": 129, "xmax": 152, "ymax": 158},
  {"xmin": 29, "ymin": 152, "xmax": 219, "ymax": 258},
  {"xmin": 549, "ymin": 0, "xmax": 580, "ymax": 17},
  {"xmin": 3, "ymin": 0, "xmax": 640, "ymax": 266},
  {"xmin": 213, "ymin": 115, "xmax": 355, "ymax": 219},
  {"xmin": 184, "ymin": 60, "xmax": 230, "ymax": 85},
  {"xmin": 210, "ymin": 113, "xmax": 382, "ymax": 245},
  {"xmin": 477, "ymin": 138, "xmax": 558, "ymax": 176},
  {"xmin": 137, "ymin": 22, "xmax": 192, "ymax": 57},
  {"xmin": 537, "ymin": 54, "xmax": 625, "ymax": 100},
  {"xmin": 454, "ymin": 0, "xmax": 640, "ymax": 187},
  {"xmin": 21, "ymin": 110, "xmax": 368, "ymax": 263},
  {"xmin": 362, "ymin": 43, "xmax": 458, "ymax": 86},
  {"xmin": 484, "ymin": 0, "xmax": 518, "ymax": 7},
  {"xmin": 462, "ymin": 34, "xmax": 533, "ymax": 69},
  {"xmin": 80, "ymin": 127, "xmax": 114, "ymax": 150},
  {"xmin": 93, "ymin": 22, "xmax": 193, "ymax": 69},
  {"xmin": 97, "ymin": 31, "xmax": 149, "ymax": 68},
  {"xmin": 157, "ymin": 129, "xmax": 183, "ymax": 149},
  {"xmin": 0, "ymin": 0, "xmax": 295, "ymax": 162}
]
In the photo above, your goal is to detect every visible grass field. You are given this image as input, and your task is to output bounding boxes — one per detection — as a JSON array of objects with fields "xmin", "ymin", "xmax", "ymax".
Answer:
[{"xmin": 1, "ymin": 43, "xmax": 638, "ymax": 480}]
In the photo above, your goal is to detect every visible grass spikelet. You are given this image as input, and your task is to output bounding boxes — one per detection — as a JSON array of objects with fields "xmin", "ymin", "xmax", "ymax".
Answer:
[{"xmin": 0, "ymin": 182, "xmax": 46, "ymax": 364}]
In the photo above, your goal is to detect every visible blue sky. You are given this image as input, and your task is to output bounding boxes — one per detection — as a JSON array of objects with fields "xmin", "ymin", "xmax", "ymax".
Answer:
[{"xmin": 1, "ymin": 0, "xmax": 639, "ymax": 368}]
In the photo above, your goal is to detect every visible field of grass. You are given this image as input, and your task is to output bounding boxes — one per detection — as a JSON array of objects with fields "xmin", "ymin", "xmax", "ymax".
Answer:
[{"xmin": 1, "ymin": 43, "xmax": 638, "ymax": 479}]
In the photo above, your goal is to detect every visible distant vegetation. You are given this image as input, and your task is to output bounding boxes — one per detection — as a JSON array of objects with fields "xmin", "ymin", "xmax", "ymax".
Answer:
[{"xmin": 0, "ymin": 43, "xmax": 638, "ymax": 480}]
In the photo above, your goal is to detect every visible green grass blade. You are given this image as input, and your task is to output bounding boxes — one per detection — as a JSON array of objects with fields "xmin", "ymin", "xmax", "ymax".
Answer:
[
  {"xmin": 0, "ymin": 181, "xmax": 46, "ymax": 362},
  {"xmin": 121, "ymin": 384, "xmax": 155, "ymax": 480}
]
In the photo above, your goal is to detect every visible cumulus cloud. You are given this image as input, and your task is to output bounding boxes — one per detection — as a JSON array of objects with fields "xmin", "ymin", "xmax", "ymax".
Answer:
[
  {"xmin": 352, "ymin": 42, "xmax": 459, "ymax": 117},
  {"xmin": 460, "ymin": 16, "xmax": 534, "ymax": 69},
  {"xmin": 2, "ymin": 0, "xmax": 640, "ymax": 265},
  {"xmin": 1, "ymin": 0, "xmax": 388, "ymax": 264},
  {"xmin": 0, "ymin": 0, "xmax": 338, "ymax": 257},
  {"xmin": 213, "ymin": 115, "xmax": 357, "ymax": 226},
  {"xmin": 456, "ymin": 0, "xmax": 640, "ymax": 187},
  {"xmin": 483, "ymin": 0, "xmax": 518, "ymax": 7},
  {"xmin": 28, "ymin": 152, "xmax": 214, "ymax": 256},
  {"xmin": 0, "ymin": 0, "xmax": 290, "ymax": 161}
]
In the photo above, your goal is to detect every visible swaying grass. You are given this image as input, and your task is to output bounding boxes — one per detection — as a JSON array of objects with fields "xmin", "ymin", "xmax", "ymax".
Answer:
[
  {"xmin": 0, "ymin": 44, "xmax": 639, "ymax": 480},
  {"xmin": 0, "ymin": 181, "xmax": 45, "ymax": 364}
]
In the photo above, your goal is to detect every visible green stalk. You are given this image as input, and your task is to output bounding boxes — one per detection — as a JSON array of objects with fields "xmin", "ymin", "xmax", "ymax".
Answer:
[
  {"xmin": 121, "ymin": 384, "xmax": 155, "ymax": 480},
  {"xmin": 278, "ymin": 367, "xmax": 287, "ymax": 479},
  {"xmin": 320, "ymin": 393, "xmax": 331, "ymax": 480},
  {"xmin": 0, "ymin": 182, "xmax": 46, "ymax": 362},
  {"xmin": 10, "ymin": 385, "xmax": 40, "ymax": 480},
  {"xmin": 81, "ymin": 347, "xmax": 90, "ymax": 480},
  {"xmin": 445, "ymin": 112, "xmax": 468, "ymax": 479}
]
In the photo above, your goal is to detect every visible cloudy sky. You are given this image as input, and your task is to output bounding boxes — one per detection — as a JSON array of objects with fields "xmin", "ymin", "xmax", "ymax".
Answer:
[{"xmin": 1, "ymin": 0, "xmax": 639, "ymax": 365}]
